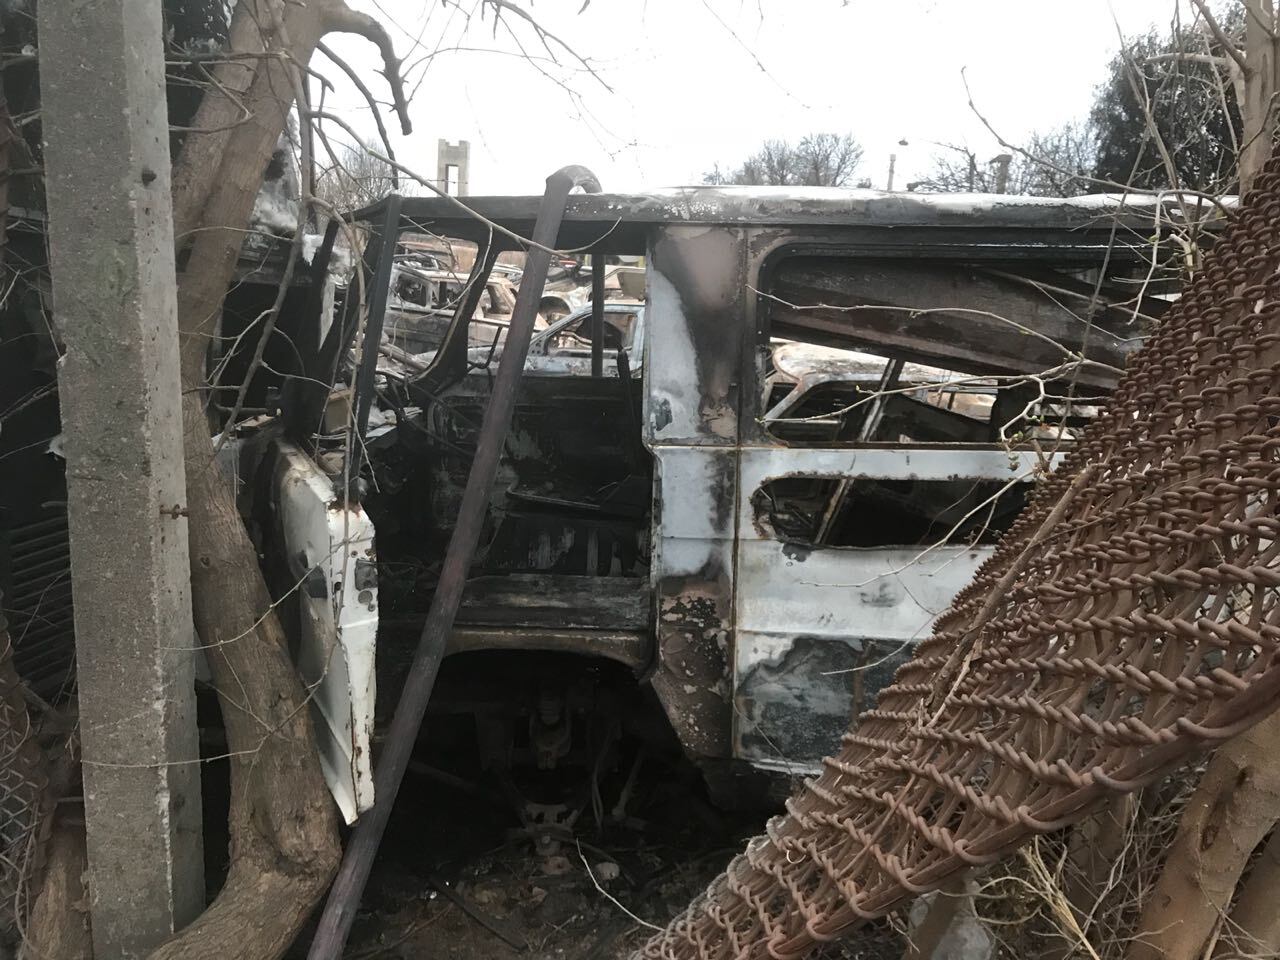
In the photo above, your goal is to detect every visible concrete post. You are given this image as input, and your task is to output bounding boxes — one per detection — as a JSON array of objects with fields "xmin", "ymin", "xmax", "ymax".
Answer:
[
  {"xmin": 437, "ymin": 139, "xmax": 471, "ymax": 196},
  {"xmin": 39, "ymin": 1, "xmax": 204, "ymax": 956}
]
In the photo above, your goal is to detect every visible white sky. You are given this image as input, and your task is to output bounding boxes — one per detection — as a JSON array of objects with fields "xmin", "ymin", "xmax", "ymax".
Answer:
[{"xmin": 321, "ymin": 0, "xmax": 1194, "ymax": 196}]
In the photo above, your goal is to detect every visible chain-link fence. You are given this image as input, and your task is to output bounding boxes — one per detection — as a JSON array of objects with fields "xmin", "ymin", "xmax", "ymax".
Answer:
[
  {"xmin": 0, "ymin": 608, "xmax": 50, "ymax": 947},
  {"xmin": 642, "ymin": 157, "xmax": 1280, "ymax": 959}
]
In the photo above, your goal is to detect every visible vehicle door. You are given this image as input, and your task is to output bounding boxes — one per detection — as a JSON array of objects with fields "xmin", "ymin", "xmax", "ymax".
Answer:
[{"xmin": 526, "ymin": 306, "xmax": 643, "ymax": 377}]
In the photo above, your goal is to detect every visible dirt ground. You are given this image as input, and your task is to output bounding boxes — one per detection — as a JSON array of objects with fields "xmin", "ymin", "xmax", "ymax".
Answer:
[
  {"xmin": 342, "ymin": 834, "xmax": 905, "ymax": 960},
  {"xmin": 333, "ymin": 754, "xmax": 905, "ymax": 960},
  {"xmin": 345, "ymin": 839, "xmax": 726, "ymax": 959}
]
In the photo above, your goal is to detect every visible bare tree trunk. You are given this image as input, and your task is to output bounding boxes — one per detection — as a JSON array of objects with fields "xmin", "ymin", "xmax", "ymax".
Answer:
[
  {"xmin": 145, "ymin": 3, "xmax": 408, "ymax": 957},
  {"xmin": 1239, "ymin": 0, "xmax": 1280, "ymax": 191},
  {"xmin": 19, "ymin": 813, "xmax": 92, "ymax": 960},
  {"xmin": 170, "ymin": 3, "xmax": 273, "ymax": 243},
  {"xmin": 145, "ymin": 395, "xmax": 342, "ymax": 960},
  {"xmin": 1212, "ymin": 826, "xmax": 1280, "ymax": 958},
  {"xmin": 1127, "ymin": 719, "xmax": 1280, "ymax": 960}
]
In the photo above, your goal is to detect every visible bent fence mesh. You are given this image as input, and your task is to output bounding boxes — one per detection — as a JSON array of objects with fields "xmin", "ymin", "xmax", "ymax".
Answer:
[
  {"xmin": 0, "ymin": 608, "xmax": 48, "ymax": 944},
  {"xmin": 641, "ymin": 159, "xmax": 1280, "ymax": 959}
]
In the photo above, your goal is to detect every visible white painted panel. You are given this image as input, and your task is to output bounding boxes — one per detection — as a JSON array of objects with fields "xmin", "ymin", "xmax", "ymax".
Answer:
[{"xmin": 275, "ymin": 443, "xmax": 378, "ymax": 824}]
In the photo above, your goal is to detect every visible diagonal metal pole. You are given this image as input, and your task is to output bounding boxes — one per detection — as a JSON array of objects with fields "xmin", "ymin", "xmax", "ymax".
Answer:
[{"xmin": 307, "ymin": 165, "xmax": 601, "ymax": 960}]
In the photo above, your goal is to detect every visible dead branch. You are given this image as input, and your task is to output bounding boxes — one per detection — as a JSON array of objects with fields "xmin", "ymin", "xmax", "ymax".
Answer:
[
  {"xmin": 958, "ymin": 68, "xmax": 1232, "ymax": 215},
  {"xmin": 316, "ymin": 41, "xmax": 400, "ymax": 189},
  {"xmin": 316, "ymin": 7, "xmax": 411, "ymax": 135},
  {"xmin": 696, "ymin": 0, "xmax": 804, "ymax": 106},
  {"xmin": 481, "ymin": 0, "xmax": 612, "ymax": 92},
  {"xmin": 1189, "ymin": 0, "xmax": 1248, "ymax": 73},
  {"xmin": 1112, "ymin": 33, "xmax": 1192, "ymax": 221}
]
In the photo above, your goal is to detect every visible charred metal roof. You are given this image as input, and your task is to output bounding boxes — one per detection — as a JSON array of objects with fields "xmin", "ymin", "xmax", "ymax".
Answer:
[{"xmin": 366, "ymin": 186, "xmax": 1229, "ymax": 256}]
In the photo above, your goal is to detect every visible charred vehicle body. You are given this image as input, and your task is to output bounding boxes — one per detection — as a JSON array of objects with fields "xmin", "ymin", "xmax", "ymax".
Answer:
[
  {"xmin": 251, "ymin": 187, "xmax": 1194, "ymax": 815},
  {"xmin": 0, "ymin": 180, "xmax": 1201, "ymax": 818}
]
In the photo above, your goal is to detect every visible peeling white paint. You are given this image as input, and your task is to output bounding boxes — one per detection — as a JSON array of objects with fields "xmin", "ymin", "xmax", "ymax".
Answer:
[{"xmin": 275, "ymin": 442, "xmax": 378, "ymax": 824}]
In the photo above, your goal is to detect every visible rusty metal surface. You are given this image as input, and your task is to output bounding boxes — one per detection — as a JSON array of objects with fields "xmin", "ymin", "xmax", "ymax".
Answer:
[{"xmin": 639, "ymin": 159, "xmax": 1280, "ymax": 959}]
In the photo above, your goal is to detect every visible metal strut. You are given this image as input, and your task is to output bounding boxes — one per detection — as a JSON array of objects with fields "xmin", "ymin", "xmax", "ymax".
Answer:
[{"xmin": 307, "ymin": 164, "xmax": 602, "ymax": 960}]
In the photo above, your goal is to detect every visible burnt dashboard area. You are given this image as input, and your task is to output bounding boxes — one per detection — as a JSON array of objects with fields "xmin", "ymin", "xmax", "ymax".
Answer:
[
  {"xmin": 364, "ymin": 242, "xmax": 654, "ymax": 692},
  {"xmin": 369, "ymin": 371, "xmax": 652, "ymax": 623},
  {"xmin": 366, "ymin": 342, "xmax": 657, "ymax": 794}
]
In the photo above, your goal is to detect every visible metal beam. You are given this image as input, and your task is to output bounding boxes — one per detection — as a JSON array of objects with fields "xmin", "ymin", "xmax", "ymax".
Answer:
[{"xmin": 591, "ymin": 251, "xmax": 606, "ymax": 377}]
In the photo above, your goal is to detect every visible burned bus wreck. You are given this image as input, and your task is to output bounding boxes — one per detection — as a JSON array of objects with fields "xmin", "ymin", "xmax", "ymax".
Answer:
[{"xmin": 186, "ymin": 186, "xmax": 1197, "ymax": 821}]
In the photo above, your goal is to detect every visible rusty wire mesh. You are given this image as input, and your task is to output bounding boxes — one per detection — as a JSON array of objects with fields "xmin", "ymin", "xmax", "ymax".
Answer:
[
  {"xmin": 640, "ymin": 160, "xmax": 1280, "ymax": 960},
  {"xmin": 0, "ymin": 607, "xmax": 49, "ymax": 943}
]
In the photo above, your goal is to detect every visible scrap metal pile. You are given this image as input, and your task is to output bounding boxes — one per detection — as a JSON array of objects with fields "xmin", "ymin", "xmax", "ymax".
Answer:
[{"xmin": 641, "ymin": 160, "xmax": 1280, "ymax": 959}]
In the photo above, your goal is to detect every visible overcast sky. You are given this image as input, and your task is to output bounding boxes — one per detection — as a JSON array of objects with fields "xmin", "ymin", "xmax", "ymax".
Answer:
[{"xmin": 321, "ymin": 1, "xmax": 1194, "ymax": 196}]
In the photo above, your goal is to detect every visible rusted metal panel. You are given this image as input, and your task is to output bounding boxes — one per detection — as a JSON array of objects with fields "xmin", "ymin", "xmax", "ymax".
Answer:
[
  {"xmin": 733, "ymin": 549, "xmax": 988, "ymax": 770},
  {"xmin": 362, "ymin": 189, "xmax": 1226, "ymax": 253},
  {"xmin": 455, "ymin": 575, "xmax": 650, "ymax": 631},
  {"xmin": 643, "ymin": 225, "xmax": 752, "ymax": 759},
  {"xmin": 447, "ymin": 626, "xmax": 650, "ymax": 671},
  {"xmin": 740, "ymin": 446, "xmax": 1062, "ymax": 489}
]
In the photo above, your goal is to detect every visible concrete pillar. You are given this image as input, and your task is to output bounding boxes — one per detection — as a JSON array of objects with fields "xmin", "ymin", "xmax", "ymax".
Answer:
[
  {"xmin": 39, "ymin": 1, "xmax": 204, "ymax": 956},
  {"xmin": 437, "ymin": 138, "xmax": 471, "ymax": 196}
]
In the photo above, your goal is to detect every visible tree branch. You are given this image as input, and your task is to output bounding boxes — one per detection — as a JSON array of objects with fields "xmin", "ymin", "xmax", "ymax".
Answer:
[
  {"xmin": 1145, "ymin": 51, "xmax": 1233, "ymax": 68},
  {"xmin": 1190, "ymin": 0, "xmax": 1249, "ymax": 74},
  {"xmin": 1245, "ymin": 0, "xmax": 1279, "ymax": 41},
  {"xmin": 320, "ymin": 6, "xmax": 412, "ymax": 135},
  {"xmin": 316, "ymin": 41, "xmax": 400, "ymax": 189},
  {"xmin": 481, "ymin": 0, "xmax": 613, "ymax": 92}
]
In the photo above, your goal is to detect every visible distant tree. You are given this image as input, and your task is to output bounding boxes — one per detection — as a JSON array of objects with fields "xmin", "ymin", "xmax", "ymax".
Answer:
[
  {"xmin": 918, "ymin": 122, "xmax": 1097, "ymax": 197},
  {"xmin": 1089, "ymin": 13, "xmax": 1244, "ymax": 193},
  {"xmin": 704, "ymin": 132, "xmax": 864, "ymax": 187},
  {"xmin": 314, "ymin": 137, "xmax": 401, "ymax": 212}
]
